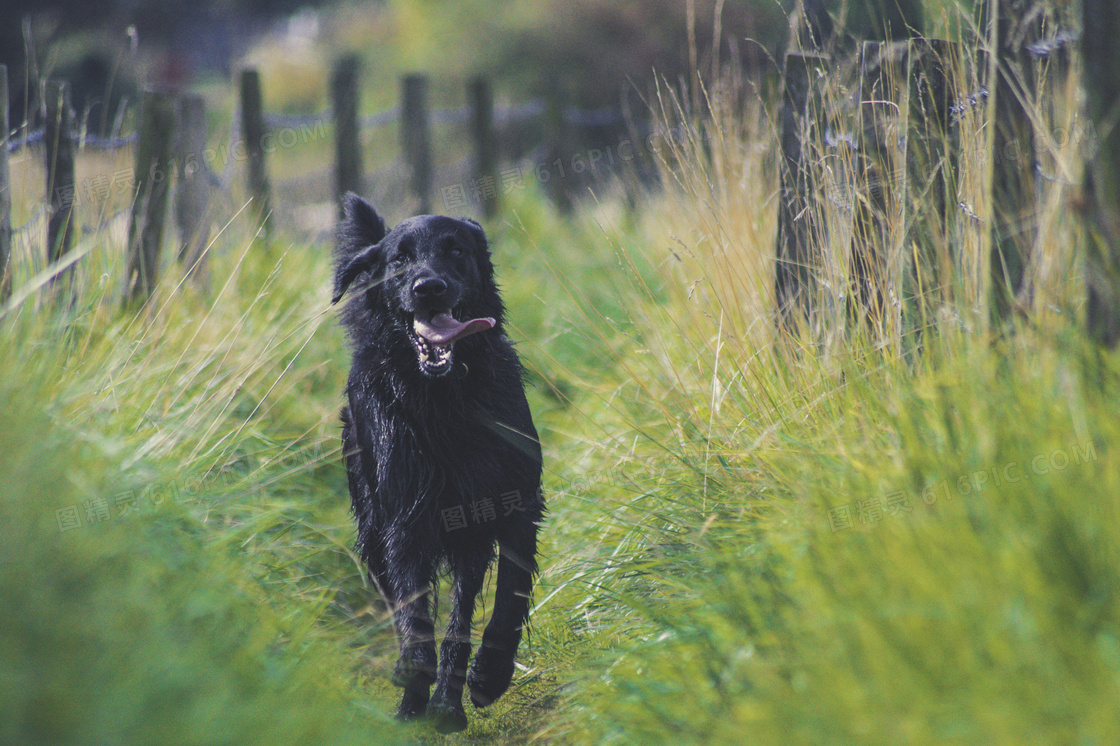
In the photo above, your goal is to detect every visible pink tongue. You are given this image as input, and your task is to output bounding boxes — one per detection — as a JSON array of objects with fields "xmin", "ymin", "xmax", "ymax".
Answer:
[{"xmin": 414, "ymin": 311, "xmax": 495, "ymax": 345}]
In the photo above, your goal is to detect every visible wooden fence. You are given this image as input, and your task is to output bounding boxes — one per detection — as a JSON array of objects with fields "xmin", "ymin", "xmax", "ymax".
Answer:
[
  {"xmin": 0, "ymin": 60, "xmax": 640, "ymax": 310},
  {"xmin": 1, "ymin": 0, "xmax": 1118, "ymax": 348},
  {"xmin": 774, "ymin": 0, "xmax": 1120, "ymax": 347},
  {"xmin": 0, "ymin": 65, "xmax": 607, "ymax": 310}
]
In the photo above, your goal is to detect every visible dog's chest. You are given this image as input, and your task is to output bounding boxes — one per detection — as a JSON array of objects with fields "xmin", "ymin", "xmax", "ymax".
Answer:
[{"xmin": 361, "ymin": 397, "xmax": 524, "ymax": 501}]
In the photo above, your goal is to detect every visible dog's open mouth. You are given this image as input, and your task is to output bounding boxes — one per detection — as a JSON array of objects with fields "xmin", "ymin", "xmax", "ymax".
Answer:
[{"xmin": 409, "ymin": 310, "xmax": 496, "ymax": 376}]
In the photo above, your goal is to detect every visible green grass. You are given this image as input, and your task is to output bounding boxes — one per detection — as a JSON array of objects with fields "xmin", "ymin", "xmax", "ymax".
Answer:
[
  {"xmin": 0, "ymin": 184, "xmax": 654, "ymax": 743},
  {"xmin": 0, "ymin": 241, "xmax": 404, "ymax": 743},
  {"xmin": 561, "ymin": 331, "xmax": 1120, "ymax": 744},
  {"xmin": 4, "ymin": 164, "xmax": 1120, "ymax": 745}
]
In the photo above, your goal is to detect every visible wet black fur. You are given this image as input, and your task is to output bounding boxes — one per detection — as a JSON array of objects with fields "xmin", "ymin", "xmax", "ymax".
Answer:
[{"xmin": 333, "ymin": 193, "xmax": 543, "ymax": 733}]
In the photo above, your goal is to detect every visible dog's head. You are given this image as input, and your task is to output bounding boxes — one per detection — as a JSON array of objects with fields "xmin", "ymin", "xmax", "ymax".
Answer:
[{"xmin": 333, "ymin": 193, "xmax": 502, "ymax": 377}]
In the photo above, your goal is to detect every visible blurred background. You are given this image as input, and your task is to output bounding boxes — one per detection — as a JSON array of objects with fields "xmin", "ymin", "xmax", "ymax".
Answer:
[
  {"xmin": 1, "ymin": 0, "xmax": 784, "ymax": 118},
  {"xmin": 0, "ymin": 0, "xmax": 797, "ymax": 238}
]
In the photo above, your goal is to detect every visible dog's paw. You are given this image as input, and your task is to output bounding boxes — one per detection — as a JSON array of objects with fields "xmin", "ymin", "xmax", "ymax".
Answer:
[
  {"xmin": 467, "ymin": 643, "xmax": 516, "ymax": 708},
  {"xmin": 395, "ymin": 686, "xmax": 430, "ymax": 721},
  {"xmin": 426, "ymin": 697, "xmax": 469, "ymax": 734}
]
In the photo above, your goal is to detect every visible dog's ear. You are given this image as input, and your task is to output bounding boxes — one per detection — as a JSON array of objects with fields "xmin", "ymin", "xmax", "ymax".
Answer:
[
  {"xmin": 459, "ymin": 217, "xmax": 491, "ymax": 254},
  {"xmin": 343, "ymin": 193, "xmax": 388, "ymax": 244},
  {"xmin": 333, "ymin": 194, "xmax": 390, "ymax": 304}
]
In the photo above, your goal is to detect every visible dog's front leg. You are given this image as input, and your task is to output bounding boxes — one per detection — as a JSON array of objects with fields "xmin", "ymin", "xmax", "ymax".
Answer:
[
  {"xmin": 384, "ymin": 544, "xmax": 437, "ymax": 720},
  {"xmin": 427, "ymin": 545, "xmax": 489, "ymax": 733},
  {"xmin": 468, "ymin": 526, "xmax": 538, "ymax": 707}
]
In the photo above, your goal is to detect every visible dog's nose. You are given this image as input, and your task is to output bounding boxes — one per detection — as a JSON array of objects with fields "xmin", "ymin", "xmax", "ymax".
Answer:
[{"xmin": 412, "ymin": 277, "xmax": 448, "ymax": 299}]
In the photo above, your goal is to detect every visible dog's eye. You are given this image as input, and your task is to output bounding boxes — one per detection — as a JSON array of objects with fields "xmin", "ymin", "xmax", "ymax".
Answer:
[{"xmin": 449, "ymin": 246, "xmax": 463, "ymax": 258}]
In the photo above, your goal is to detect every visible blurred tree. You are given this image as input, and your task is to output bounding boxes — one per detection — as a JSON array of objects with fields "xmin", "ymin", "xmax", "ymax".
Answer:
[
  {"xmin": 0, "ymin": 0, "xmax": 333, "ymax": 127},
  {"xmin": 496, "ymin": 0, "xmax": 786, "ymax": 106},
  {"xmin": 847, "ymin": 0, "xmax": 925, "ymax": 39}
]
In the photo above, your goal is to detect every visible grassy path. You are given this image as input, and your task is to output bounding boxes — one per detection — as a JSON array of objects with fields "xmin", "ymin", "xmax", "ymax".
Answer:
[{"xmin": 3, "ymin": 177, "xmax": 1120, "ymax": 744}]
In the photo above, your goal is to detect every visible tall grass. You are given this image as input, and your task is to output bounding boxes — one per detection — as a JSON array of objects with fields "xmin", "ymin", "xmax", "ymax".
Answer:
[
  {"xmin": 525, "ymin": 6, "xmax": 1120, "ymax": 744},
  {"xmin": 0, "ymin": 226, "xmax": 412, "ymax": 743},
  {"xmin": 0, "ymin": 186, "xmax": 656, "ymax": 743}
]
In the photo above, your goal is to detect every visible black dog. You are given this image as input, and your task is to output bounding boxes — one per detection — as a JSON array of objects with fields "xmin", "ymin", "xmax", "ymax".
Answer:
[{"xmin": 332, "ymin": 194, "xmax": 543, "ymax": 733}]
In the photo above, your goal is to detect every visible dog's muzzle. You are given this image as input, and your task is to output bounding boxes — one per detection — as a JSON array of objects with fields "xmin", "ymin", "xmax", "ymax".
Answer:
[{"xmin": 408, "ymin": 310, "xmax": 495, "ymax": 376}]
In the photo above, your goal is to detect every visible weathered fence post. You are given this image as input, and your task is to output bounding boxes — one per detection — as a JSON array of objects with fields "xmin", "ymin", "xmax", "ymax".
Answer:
[
  {"xmin": 240, "ymin": 68, "xmax": 273, "ymax": 237},
  {"xmin": 44, "ymin": 81, "xmax": 76, "ymax": 274},
  {"xmin": 470, "ymin": 76, "xmax": 498, "ymax": 218},
  {"xmin": 1031, "ymin": 11, "xmax": 1072, "ymax": 212},
  {"xmin": 176, "ymin": 93, "xmax": 211, "ymax": 284},
  {"xmin": 0, "ymin": 65, "xmax": 11, "ymax": 303},
  {"xmin": 988, "ymin": 0, "xmax": 1041, "ymax": 324},
  {"xmin": 906, "ymin": 39, "xmax": 961, "ymax": 323},
  {"xmin": 124, "ymin": 90, "xmax": 176, "ymax": 307},
  {"xmin": 848, "ymin": 41, "xmax": 908, "ymax": 333},
  {"xmin": 775, "ymin": 52, "xmax": 828, "ymax": 334},
  {"xmin": 332, "ymin": 54, "xmax": 363, "ymax": 216},
  {"xmin": 1082, "ymin": 0, "xmax": 1120, "ymax": 346},
  {"xmin": 401, "ymin": 74, "xmax": 432, "ymax": 214},
  {"xmin": 544, "ymin": 84, "xmax": 574, "ymax": 213}
]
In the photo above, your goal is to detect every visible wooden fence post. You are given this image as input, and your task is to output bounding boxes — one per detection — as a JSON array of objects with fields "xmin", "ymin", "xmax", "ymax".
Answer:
[
  {"xmin": 905, "ymin": 39, "xmax": 961, "ymax": 323},
  {"xmin": 544, "ymin": 84, "xmax": 574, "ymax": 213},
  {"xmin": 176, "ymin": 93, "xmax": 211, "ymax": 285},
  {"xmin": 988, "ymin": 0, "xmax": 1041, "ymax": 324},
  {"xmin": 0, "ymin": 65, "xmax": 11, "ymax": 303},
  {"xmin": 470, "ymin": 77, "xmax": 498, "ymax": 218},
  {"xmin": 775, "ymin": 52, "xmax": 828, "ymax": 334},
  {"xmin": 401, "ymin": 74, "xmax": 432, "ymax": 214},
  {"xmin": 124, "ymin": 90, "xmax": 176, "ymax": 307},
  {"xmin": 240, "ymin": 69, "xmax": 273, "ymax": 236},
  {"xmin": 332, "ymin": 54, "xmax": 363, "ymax": 216},
  {"xmin": 1082, "ymin": 0, "xmax": 1120, "ymax": 346},
  {"xmin": 44, "ymin": 80, "xmax": 76, "ymax": 274},
  {"xmin": 848, "ymin": 41, "xmax": 908, "ymax": 333}
]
